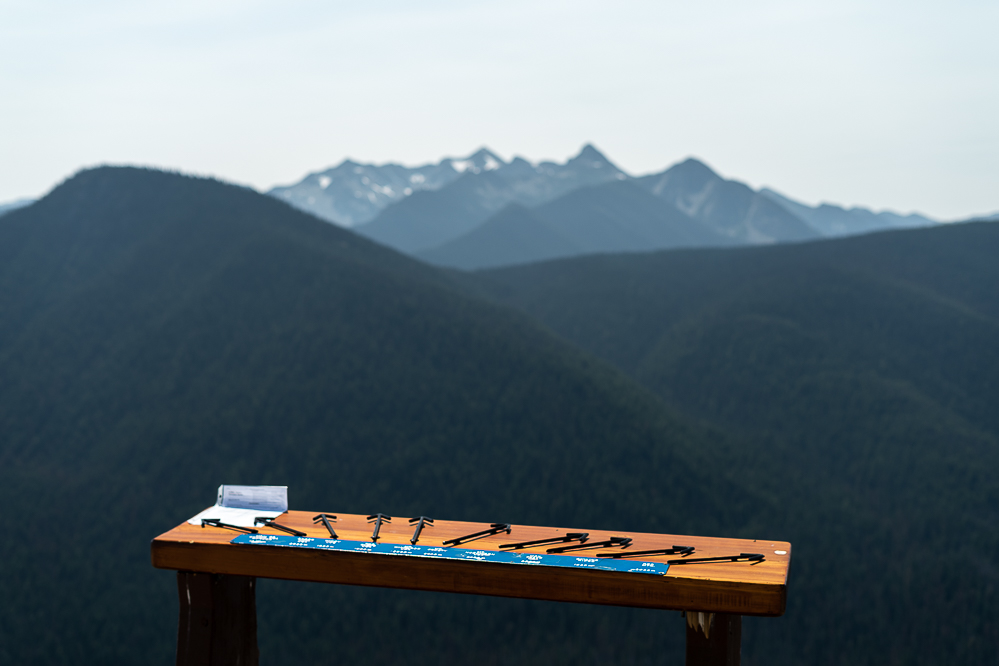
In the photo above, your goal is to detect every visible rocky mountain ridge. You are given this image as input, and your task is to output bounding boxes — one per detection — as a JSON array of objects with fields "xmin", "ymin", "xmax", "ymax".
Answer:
[{"xmin": 269, "ymin": 145, "xmax": 945, "ymax": 269}]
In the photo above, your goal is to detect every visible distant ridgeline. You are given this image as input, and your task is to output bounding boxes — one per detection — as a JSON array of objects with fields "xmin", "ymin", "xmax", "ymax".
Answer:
[
  {"xmin": 269, "ymin": 145, "xmax": 940, "ymax": 269},
  {"xmin": 0, "ymin": 197, "xmax": 34, "ymax": 218},
  {"xmin": 1, "ymin": 166, "xmax": 996, "ymax": 665}
]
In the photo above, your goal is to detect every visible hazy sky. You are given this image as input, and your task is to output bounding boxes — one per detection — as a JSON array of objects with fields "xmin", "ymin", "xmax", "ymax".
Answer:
[{"xmin": 2, "ymin": 0, "xmax": 996, "ymax": 219}]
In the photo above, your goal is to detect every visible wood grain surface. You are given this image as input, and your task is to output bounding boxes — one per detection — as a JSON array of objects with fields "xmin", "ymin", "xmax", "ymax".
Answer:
[{"xmin": 152, "ymin": 510, "xmax": 791, "ymax": 616}]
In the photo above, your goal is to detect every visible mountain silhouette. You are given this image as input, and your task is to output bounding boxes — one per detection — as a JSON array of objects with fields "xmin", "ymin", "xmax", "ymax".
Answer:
[
  {"xmin": 0, "ymin": 166, "xmax": 754, "ymax": 665},
  {"xmin": 421, "ymin": 180, "xmax": 732, "ymax": 269}
]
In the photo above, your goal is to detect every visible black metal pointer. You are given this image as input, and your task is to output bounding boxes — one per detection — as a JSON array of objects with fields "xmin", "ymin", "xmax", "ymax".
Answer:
[
  {"xmin": 546, "ymin": 536, "xmax": 632, "ymax": 554},
  {"xmin": 312, "ymin": 513, "xmax": 338, "ymax": 539},
  {"xmin": 409, "ymin": 516, "xmax": 434, "ymax": 544},
  {"xmin": 597, "ymin": 545, "xmax": 694, "ymax": 559},
  {"xmin": 499, "ymin": 533, "xmax": 589, "ymax": 550},
  {"xmin": 367, "ymin": 513, "xmax": 391, "ymax": 542},
  {"xmin": 201, "ymin": 518, "xmax": 257, "ymax": 534},
  {"xmin": 442, "ymin": 523, "xmax": 511, "ymax": 547},
  {"xmin": 666, "ymin": 553, "xmax": 765, "ymax": 565},
  {"xmin": 254, "ymin": 517, "xmax": 307, "ymax": 537}
]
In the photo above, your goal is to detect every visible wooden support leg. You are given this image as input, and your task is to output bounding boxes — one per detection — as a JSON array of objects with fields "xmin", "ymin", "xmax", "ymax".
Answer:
[
  {"xmin": 685, "ymin": 612, "xmax": 741, "ymax": 666},
  {"xmin": 176, "ymin": 571, "xmax": 259, "ymax": 666}
]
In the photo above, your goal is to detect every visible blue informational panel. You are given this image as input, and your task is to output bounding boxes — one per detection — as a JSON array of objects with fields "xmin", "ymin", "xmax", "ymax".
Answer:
[{"xmin": 231, "ymin": 534, "xmax": 670, "ymax": 575}]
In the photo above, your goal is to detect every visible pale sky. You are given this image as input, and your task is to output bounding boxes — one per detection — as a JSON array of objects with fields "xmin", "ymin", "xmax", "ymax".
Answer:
[{"xmin": 2, "ymin": 0, "xmax": 996, "ymax": 219}]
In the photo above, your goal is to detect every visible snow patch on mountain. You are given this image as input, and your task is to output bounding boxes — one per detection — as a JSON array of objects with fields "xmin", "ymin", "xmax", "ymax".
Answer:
[{"xmin": 268, "ymin": 148, "xmax": 509, "ymax": 226}]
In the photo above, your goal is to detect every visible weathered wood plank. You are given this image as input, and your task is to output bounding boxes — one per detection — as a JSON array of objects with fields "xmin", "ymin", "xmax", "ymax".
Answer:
[{"xmin": 153, "ymin": 510, "xmax": 790, "ymax": 617}]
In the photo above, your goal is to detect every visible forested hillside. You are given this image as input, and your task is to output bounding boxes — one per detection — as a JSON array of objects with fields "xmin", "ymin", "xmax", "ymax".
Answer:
[
  {"xmin": 0, "ymin": 168, "xmax": 759, "ymax": 665},
  {"xmin": 473, "ymin": 222, "xmax": 999, "ymax": 663},
  {"xmin": 3, "ymin": 166, "xmax": 993, "ymax": 665}
]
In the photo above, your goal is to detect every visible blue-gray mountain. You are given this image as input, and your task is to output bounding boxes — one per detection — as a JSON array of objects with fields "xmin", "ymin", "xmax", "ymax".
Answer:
[
  {"xmin": 269, "ymin": 148, "xmax": 505, "ymax": 227},
  {"xmin": 953, "ymin": 210, "xmax": 999, "ymax": 224},
  {"xmin": 0, "ymin": 197, "xmax": 34, "ymax": 217},
  {"xmin": 418, "ymin": 180, "xmax": 735, "ymax": 269},
  {"xmin": 759, "ymin": 187, "xmax": 937, "ymax": 237},
  {"xmin": 354, "ymin": 145, "xmax": 628, "ymax": 254},
  {"xmin": 269, "ymin": 145, "xmax": 944, "ymax": 269}
]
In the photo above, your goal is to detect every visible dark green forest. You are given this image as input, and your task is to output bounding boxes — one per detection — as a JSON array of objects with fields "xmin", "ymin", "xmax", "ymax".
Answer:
[
  {"xmin": 474, "ymin": 224, "xmax": 999, "ymax": 661},
  {"xmin": 1, "ymin": 167, "xmax": 996, "ymax": 664},
  {"xmin": 0, "ymin": 168, "xmax": 753, "ymax": 664}
]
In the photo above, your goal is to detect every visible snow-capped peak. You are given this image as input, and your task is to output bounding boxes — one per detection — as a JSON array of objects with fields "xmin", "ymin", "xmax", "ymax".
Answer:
[
  {"xmin": 567, "ymin": 144, "xmax": 624, "ymax": 173},
  {"xmin": 447, "ymin": 148, "xmax": 507, "ymax": 175}
]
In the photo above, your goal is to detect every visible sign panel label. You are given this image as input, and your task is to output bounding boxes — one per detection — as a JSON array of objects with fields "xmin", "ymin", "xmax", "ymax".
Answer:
[{"xmin": 230, "ymin": 534, "xmax": 669, "ymax": 575}]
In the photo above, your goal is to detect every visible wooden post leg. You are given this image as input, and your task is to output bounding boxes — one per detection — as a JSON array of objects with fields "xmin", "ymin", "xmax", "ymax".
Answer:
[
  {"xmin": 685, "ymin": 612, "xmax": 741, "ymax": 666},
  {"xmin": 176, "ymin": 571, "xmax": 259, "ymax": 666}
]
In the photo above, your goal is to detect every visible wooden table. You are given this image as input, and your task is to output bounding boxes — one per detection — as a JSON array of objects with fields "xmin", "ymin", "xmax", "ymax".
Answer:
[{"xmin": 152, "ymin": 510, "xmax": 791, "ymax": 665}]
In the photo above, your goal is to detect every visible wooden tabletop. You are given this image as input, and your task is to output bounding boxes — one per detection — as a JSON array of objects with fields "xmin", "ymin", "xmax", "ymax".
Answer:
[{"xmin": 152, "ymin": 510, "xmax": 791, "ymax": 616}]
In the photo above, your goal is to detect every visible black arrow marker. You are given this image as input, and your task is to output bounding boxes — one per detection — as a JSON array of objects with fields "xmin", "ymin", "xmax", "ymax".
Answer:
[
  {"xmin": 254, "ymin": 517, "xmax": 307, "ymax": 537},
  {"xmin": 408, "ymin": 516, "xmax": 434, "ymax": 544},
  {"xmin": 312, "ymin": 514, "xmax": 338, "ymax": 539},
  {"xmin": 597, "ymin": 545, "xmax": 694, "ymax": 559},
  {"xmin": 442, "ymin": 523, "xmax": 511, "ymax": 547},
  {"xmin": 367, "ymin": 513, "xmax": 391, "ymax": 542},
  {"xmin": 201, "ymin": 518, "xmax": 257, "ymax": 534},
  {"xmin": 666, "ymin": 553, "xmax": 765, "ymax": 565},
  {"xmin": 500, "ymin": 533, "xmax": 589, "ymax": 550},
  {"xmin": 546, "ymin": 536, "xmax": 632, "ymax": 554}
]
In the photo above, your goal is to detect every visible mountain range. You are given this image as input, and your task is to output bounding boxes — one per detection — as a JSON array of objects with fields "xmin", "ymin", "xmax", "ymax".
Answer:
[
  {"xmin": 269, "ymin": 145, "xmax": 940, "ymax": 269},
  {"xmin": 419, "ymin": 179, "xmax": 734, "ymax": 269},
  {"xmin": 353, "ymin": 145, "xmax": 629, "ymax": 254},
  {"xmin": 759, "ymin": 187, "xmax": 943, "ymax": 237},
  {"xmin": 268, "ymin": 149, "xmax": 503, "ymax": 227},
  {"xmin": 2, "ymin": 166, "xmax": 996, "ymax": 664},
  {"xmin": 0, "ymin": 167, "xmax": 749, "ymax": 665}
]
